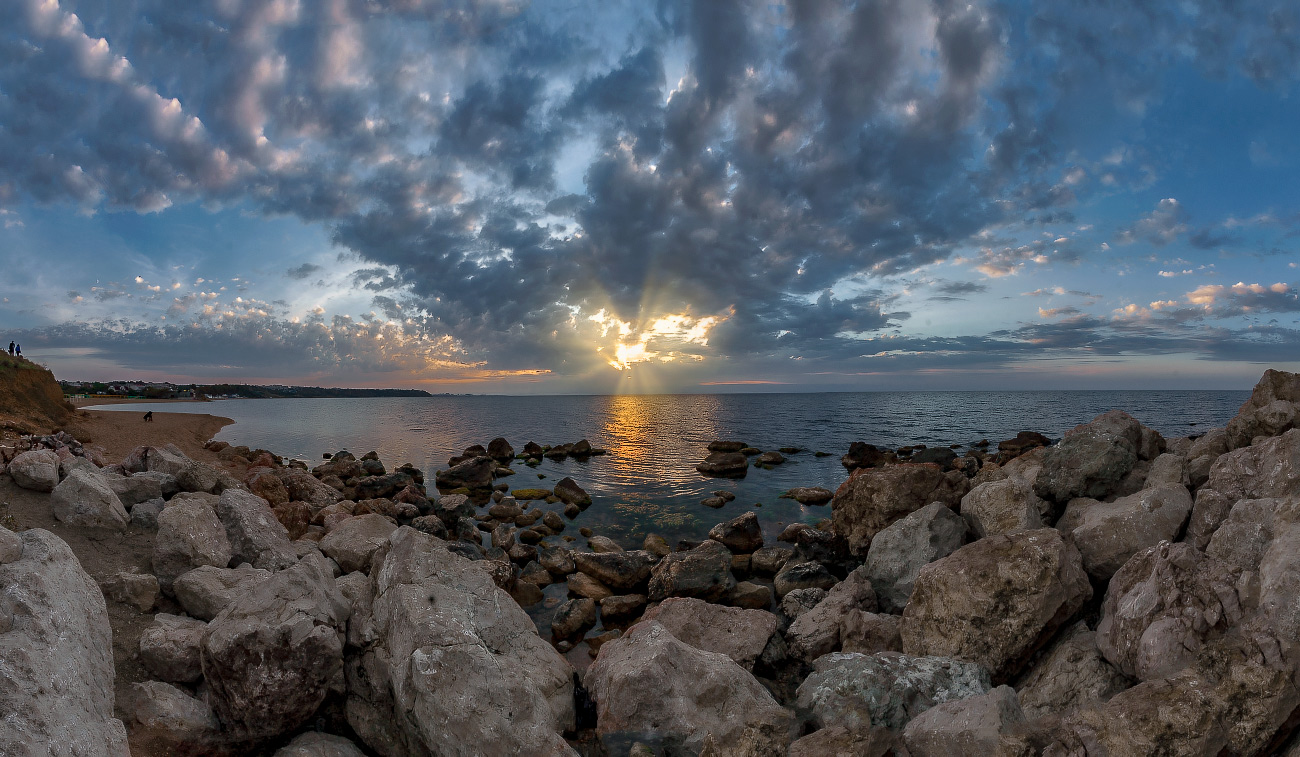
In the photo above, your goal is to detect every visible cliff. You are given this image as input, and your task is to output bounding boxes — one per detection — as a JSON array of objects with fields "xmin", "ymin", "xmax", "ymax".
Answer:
[{"xmin": 0, "ymin": 355, "xmax": 73, "ymax": 433}]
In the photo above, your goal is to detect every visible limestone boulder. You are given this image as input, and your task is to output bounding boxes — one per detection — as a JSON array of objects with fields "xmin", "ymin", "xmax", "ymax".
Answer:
[
  {"xmin": 103, "ymin": 470, "xmax": 166, "ymax": 508},
  {"xmin": 1226, "ymin": 368, "xmax": 1300, "ymax": 449},
  {"xmin": 216, "ymin": 489, "xmax": 296, "ymax": 571},
  {"xmin": 1206, "ymin": 496, "xmax": 1300, "ymax": 647},
  {"xmin": 154, "ymin": 498, "xmax": 233, "ymax": 593},
  {"xmin": 201, "ymin": 552, "xmax": 350, "ymax": 741},
  {"xmin": 276, "ymin": 469, "xmax": 344, "ymax": 509},
  {"xmin": 773, "ymin": 559, "xmax": 837, "ymax": 598},
  {"xmin": 1187, "ymin": 427, "xmax": 1228, "ymax": 487},
  {"xmin": 0, "ymin": 526, "xmax": 21, "ymax": 564},
  {"xmin": 901, "ymin": 528, "xmax": 1091, "ymax": 682},
  {"xmin": 139, "ymin": 613, "xmax": 207, "ymax": 684},
  {"xmin": 51, "ymin": 468, "xmax": 129, "ymax": 530},
  {"xmin": 1034, "ymin": 410, "xmax": 1155, "ymax": 506},
  {"xmin": 786, "ymin": 566, "xmax": 878, "ymax": 663},
  {"xmin": 586, "ymin": 621, "xmax": 796, "ymax": 754},
  {"xmin": 0, "ymin": 529, "xmax": 129, "ymax": 755},
  {"xmin": 831, "ymin": 463, "xmax": 970, "ymax": 557},
  {"xmin": 1184, "ymin": 428, "xmax": 1300, "ymax": 548},
  {"xmin": 319, "ymin": 513, "xmax": 398, "ymax": 574},
  {"xmin": 796, "ymin": 651, "xmax": 991, "ymax": 734},
  {"xmin": 551, "ymin": 597, "xmax": 597, "ymax": 640},
  {"xmin": 784, "ymin": 486, "xmax": 834, "ymax": 505},
  {"xmin": 1014, "ymin": 621, "xmax": 1130, "ymax": 720},
  {"xmin": 638, "ymin": 597, "xmax": 781, "ymax": 670},
  {"xmin": 572, "ymin": 549, "xmax": 657, "ymax": 592},
  {"xmin": 1068, "ymin": 483, "xmax": 1193, "ymax": 581},
  {"xmin": 100, "ymin": 570, "xmax": 159, "ymax": 612},
  {"xmin": 781, "ymin": 587, "xmax": 828, "ymax": 621},
  {"xmin": 863, "ymin": 502, "xmax": 967, "ymax": 614},
  {"xmin": 175, "ymin": 460, "xmax": 223, "ymax": 494},
  {"xmin": 901, "ymin": 685, "xmax": 1025, "ymax": 755},
  {"xmin": 708, "ymin": 510, "xmax": 764, "ymax": 553},
  {"xmin": 841, "ymin": 612, "xmax": 903, "ymax": 656},
  {"xmin": 960, "ymin": 477, "xmax": 1044, "ymax": 538},
  {"xmin": 1144, "ymin": 452, "xmax": 1190, "ymax": 488},
  {"xmin": 122, "ymin": 681, "xmax": 222, "ymax": 757},
  {"xmin": 344, "ymin": 527, "xmax": 575, "ymax": 756},
  {"xmin": 7, "ymin": 449, "xmax": 60, "ymax": 491},
  {"xmin": 647, "ymin": 539, "xmax": 735, "ymax": 602},
  {"xmin": 246, "ymin": 469, "xmax": 290, "ymax": 506},
  {"xmin": 173, "ymin": 564, "xmax": 273, "ymax": 621},
  {"xmin": 144, "ymin": 444, "xmax": 193, "ymax": 476},
  {"xmin": 1095, "ymin": 541, "xmax": 1241, "ymax": 681}
]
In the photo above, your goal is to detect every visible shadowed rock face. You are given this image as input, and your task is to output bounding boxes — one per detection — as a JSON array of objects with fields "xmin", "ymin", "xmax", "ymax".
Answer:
[
  {"xmin": 901, "ymin": 528, "xmax": 1091, "ymax": 683},
  {"xmin": 831, "ymin": 463, "xmax": 970, "ymax": 557},
  {"xmin": 1226, "ymin": 369, "xmax": 1300, "ymax": 449}
]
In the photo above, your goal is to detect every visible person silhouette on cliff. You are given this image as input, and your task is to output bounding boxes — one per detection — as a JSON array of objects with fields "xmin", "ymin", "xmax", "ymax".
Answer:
[
  {"xmin": 14, "ymin": 344, "xmax": 20, "ymax": 358},
  {"xmin": 7, "ymin": 342, "xmax": 12, "ymax": 356}
]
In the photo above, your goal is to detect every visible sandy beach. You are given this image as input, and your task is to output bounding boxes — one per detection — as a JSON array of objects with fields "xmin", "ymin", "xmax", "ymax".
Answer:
[{"xmin": 64, "ymin": 407, "xmax": 234, "ymax": 464}]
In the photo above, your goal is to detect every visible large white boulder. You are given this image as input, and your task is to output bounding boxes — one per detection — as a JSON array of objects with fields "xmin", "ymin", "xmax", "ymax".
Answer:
[
  {"xmin": 153, "ymin": 498, "xmax": 233, "ymax": 593},
  {"xmin": 51, "ymin": 468, "xmax": 129, "ymax": 530}
]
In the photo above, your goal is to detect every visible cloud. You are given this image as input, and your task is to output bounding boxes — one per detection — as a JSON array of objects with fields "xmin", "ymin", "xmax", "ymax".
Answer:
[
  {"xmin": 286, "ymin": 263, "xmax": 323, "ymax": 280},
  {"xmin": 1116, "ymin": 198, "xmax": 1187, "ymax": 246}
]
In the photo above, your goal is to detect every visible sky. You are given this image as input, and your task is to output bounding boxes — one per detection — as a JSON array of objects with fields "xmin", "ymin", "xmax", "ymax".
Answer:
[{"xmin": 1, "ymin": 0, "xmax": 1298, "ymax": 394}]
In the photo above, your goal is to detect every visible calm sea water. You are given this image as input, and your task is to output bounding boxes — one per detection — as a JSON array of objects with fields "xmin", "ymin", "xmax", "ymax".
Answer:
[{"xmin": 90, "ymin": 391, "xmax": 1249, "ymax": 549}]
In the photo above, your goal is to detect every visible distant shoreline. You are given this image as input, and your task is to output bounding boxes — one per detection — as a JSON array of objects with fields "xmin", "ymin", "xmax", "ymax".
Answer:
[{"xmin": 69, "ymin": 397, "xmax": 211, "ymax": 408}]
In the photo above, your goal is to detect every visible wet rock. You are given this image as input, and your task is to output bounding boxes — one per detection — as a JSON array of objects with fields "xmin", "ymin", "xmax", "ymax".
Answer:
[
  {"xmin": 139, "ymin": 613, "xmax": 206, "ymax": 684},
  {"xmin": 707, "ymin": 510, "xmax": 764, "ymax": 553},
  {"xmin": 960, "ymin": 477, "xmax": 1044, "ymax": 538},
  {"xmin": 586, "ymin": 621, "xmax": 796, "ymax": 755},
  {"xmin": 542, "ymin": 510, "xmax": 565, "ymax": 532},
  {"xmin": 864, "ymin": 502, "xmax": 967, "ymax": 614},
  {"xmin": 700, "ymin": 496, "xmax": 726, "ymax": 508},
  {"xmin": 574, "ymin": 549, "xmax": 657, "ymax": 592},
  {"xmin": 344, "ymin": 527, "xmax": 575, "ymax": 755},
  {"xmin": 1226, "ymin": 368, "xmax": 1300, "ymax": 449},
  {"xmin": 217, "ymin": 489, "xmax": 297, "ymax": 572},
  {"xmin": 831, "ymin": 464, "xmax": 971, "ymax": 557},
  {"xmin": 540, "ymin": 546, "xmax": 576, "ymax": 576},
  {"xmin": 796, "ymin": 651, "xmax": 992, "ymax": 734},
  {"xmin": 434, "ymin": 456, "xmax": 496, "ymax": 490},
  {"xmin": 487, "ymin": 437, "xmax": 515, "ymax": 462},
  {"xmin": 901, "ymin": 528, "xmax": 1092, "ymax": 682},
  {"xmin": 568, "ymin": 572, "xmax": 614, "ymax": 601},
  {"xmin": 773, "ymin": 559, "xmax": 836, "ymax": 598},
  {"xmin": 154, "ymin": 498, "xmax": 233, "ymax": 593},
  {"xmin": 1014, "ymin": 621, "xmax": 1129, "ymax": 720},
  {"xmin": 750, "ymin": 546, "xmax": 792, "ymax": 576},
  {"xmin": 648, "ymin": 539, "xmax": 736, "ymax": 602},
  {"xmin": 354, "ymin": 472, "xmax": 416, "ymax": 501},
  {"xmin": 319, "ymin": 513, "xmax": 399, "ymax": 574},
  {"xmin": 6, "ymin": 449, "xmax": 60, "ymax": 491},
  {"xmin": 0, "ymin": 529, "xmax": 129, "ymax": 755},
  {"xmin": 998, "ymin": 431, "xmax": 1051, "ymax": 457},
  {"xmin": 757, "ymin": 450, "xmax": 785, "ymax": 466},
  {"xmin": 554, "ymin": 476, "xmax": 592, "ymax": 506},
  {"xmin": 551, "ymin": 597, "xmax": 598, "ymax": 640},
  {"xmin": 642, "ymin": 533, "xmax": 671, "ymax": 557},
  {"xmin": 708, "ymin": 440, "xmax": 746, "ymax": 453},
  {"xmin": 695, "ymin": 451, "xmax": 749, "ymax": 478},
  {"xmin": 100, "ymin": 570, "xmax": 159, "ymax": 612},
  {"xmin": 786, "ymin": 566, "xmax": 878, "ymax": 663},
  {"xmin": 600, "ymin": 594, "xmax": 648, "ymax": 623},
  {"xmin": 172, "ymin": 564, "xmax": 274, "ymax": 621},
  {"xmin": 272, "ymin": 500, "xmax": 313, "ymax": 541},
  {"xmin": 201, "ymin": 552, "xmax": 349, "ymax": 741},
  {"xmin": 52, "ymin": 468, "xmax": 129, "ymax": 530},
  {"xmin": 1068, "ymin": 484, "xmax": 1193, "ymax": 581},
  {"xmin": 841, "ymin": 441, "xmax": 889, "ymax": 470},
  {"xmin": 783, "ymin": 486, "xmax": 834, "ymax": 505},
  {"xmin": 639, "ymin": 597, "xmax": 781, "ymax": 670},
  {"xmin": 277, "ymin": 469, "xmax": 345, "ymax": 509},
  {"xmin": 1095, "ymin": 540, "xmax": 1242, "ymax": 681},
  {"xmin": 902, "ymin": 685, "xmax": 1025, "ymax": 754}
]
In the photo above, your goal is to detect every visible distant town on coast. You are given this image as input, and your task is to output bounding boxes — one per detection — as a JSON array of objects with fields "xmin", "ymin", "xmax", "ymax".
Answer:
[{"xmin": 59, "ymin": 380, "xmax": 434, "ymax": 400}]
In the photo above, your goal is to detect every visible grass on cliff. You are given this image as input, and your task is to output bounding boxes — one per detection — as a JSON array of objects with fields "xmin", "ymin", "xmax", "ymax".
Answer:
[{"xmin": 0, "ymin": 354, "xmax": 73, "ymax": 434}]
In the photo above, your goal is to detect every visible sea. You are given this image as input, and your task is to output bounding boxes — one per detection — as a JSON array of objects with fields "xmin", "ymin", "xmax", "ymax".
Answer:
[{"xmin": 89, "ymin": 390, "xmax": 1249, "ymax": 550}]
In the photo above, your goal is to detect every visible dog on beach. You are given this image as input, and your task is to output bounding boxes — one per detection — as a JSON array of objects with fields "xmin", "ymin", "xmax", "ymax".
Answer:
[{"xmin": 143, "ymin": 411, "xmax": 154, "ymax": 422}]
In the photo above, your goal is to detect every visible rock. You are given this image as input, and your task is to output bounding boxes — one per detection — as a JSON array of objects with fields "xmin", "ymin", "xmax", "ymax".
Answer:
[
  {"xmin": 781, "ymin": 587, "xmax": 829, "ymax": 621},
  {"xmin": 154, "ymin": 498, "xmax": 234, "ymax": 593},
  {"xmin": 841, "ymin": 612, "xmax": 903, "ymax": 655},
  {"xmin": 786, "ymin": 567, "xmax": 878, "ymax": 663},
  {"xmin": 172, "ymin": 564, "xmax": 274, "ymax": 621},
  {"xmin": 175, "ymin": 460, "xmax": 223, "ymax": 494},
  {"xmin": 554, "ymin": 476, "xmax": 591, "ymax": 506},
  {"xmin": 587, "ymin": 534, "xmax": 623, "ymax": 553},
  {"xmin": 344, "ymin": 527, "xmax": 575, "ymax": 755},
  {"xmin": 139, "ymin": 613, "xmax": 206, "ymax": 684},
  {"xmin": 700, "ymin": 496, "xmax": 726, "ymax": 508},
  {"xmin": 757, "ymin": 450, "xmax": 785, "ymax": 465},
  {"xmin": 216, "ymin": 489, "xmax": 296, "ymax": 571},
  {"xmin": 542, "ymin": 510, "xmax": 565, "ymax": 532},
  {"xmin": 788, "ymin": 725, "xmax": 886, "ymax": 757},
  {"xmin": 695, "ymin": 451, "xmax": 749, "ymax": 478},
  {"xmin": 433, "ymin": 493, "xmax": 474, "ymax": 523},
  {"xmin": 129, "ymin": 497, "xmax": 166, "ymax": 529},
  {"xmin": 841, "ymin": 441, "xmax": 890, "ymax": 470},
  {"xmin": 511, "ymin": 487, "xmax": 552, "ymax": 500},
  {"xmin": 1094, "ymin": 540, "xmax": 1242, "ymax": 681},
  {"xmin": 831, "ymin": 464, "xmax": 971, "ymax": 556},
  {"xmin": 201, "ymin": 552, "xmax": 349, "ymax": 740},
  {"xmin": 319, "ymin": 513, "xmax": 399, "ymax": 574},
  {"xmin": 567, "ymin": 572, "xmax": 614, "ymax": 601},
  {"xmin": 435, "ymin": 456, "xmax": 496, "ymax": 490},
  {"xmin": 773, "ymin": 559, "xmax": 836, "ymax": 598},
  {"xmin": 901, "ymin": 528, "xmax": 1092, "ymax": 682},
  {"xmin": 245, "ymin": 468, "xmax": 290, "ymax": 506},
  {"xmin": 520, "ymin": 560, "xmax": 554, "ymax": 587},
  {"xmin": 638, "ymin": 597, "xmax": 781, "ymax": 670},
  {"xmin": 586, "ymin": 621, "xmax": 795, "ymax": 754},
  {"xmin": 0, "ymin": 526, "xmax": 21, "ymax": 564},
  {"xmin": 273, "ymin": 500, "xmax": 313, "ymax": 540},
  {"xmin": 0, "ymin": 529, "xmax": 129, "ymax": 755},
  {"xmin": 278, "ymin": 470, "xmax": 344, "ymax": 509},
  {"xmin": 573, "ymin": 549, "xmax": 657, "ymax": 592},
  {"xmin": 487, "ymin": 437, "xmax": 515, "ymax": 462},
  {"xmin": 863, "ymin": 502, "xmax": 967, "ymax": 614},
  {"xmin": 6, "ymin": 449, "xmax": 60, "ymax": 491},
  {"xmin": 1185, "ymin": 428, "xmax": 1300, "ymax": 548},
  {"xmin": 960, "ymin": 477, "xmax": 1044, "ymax": 538},
  {"xmin": 1226, "ymin": 369, "xmax": 1300, "ymax": 449},
  {"xmin": 51, "ymin": 468, "xmax": 129, "ymax": 530},
  {"xmin": 1068, "ymin": 484, "xmax": 1193, "ymax": 581},
  {"xmin": 902, "ymin": 685, "xmax": 1026, "ymax": 754},
  {"xmin": 1144, "ymin": 452, "xmax": 1190, "ymax": 488},
  {"xmin": 750, "ymin": 546, "xmax": 792, "ymax": 576},
  {"xmin": 100, "ymin": 570, "xmax": 159, "ymax": 612},
  {"xmin": 1206, "ymin": 497, "xmax": 1300, "ymax": 646},
  {"xmin": 796, "ymin": 651, "xmax": 992, "ymax": 733},
  {"xmin": 552, "ymin": 597, "xmax": 598, "ymax": 640},
  {"xmin": 104, "ymin": 471, "xmax": 165, "ymax": 508},
  {"xmin": 1034, "ymin": 410, "xmax": 1157, "ymax": 506},
  {"xmin": 709, "ymin": 440, "xmax": 746, "ymax": 452},
  {"xmin": 730, "ymin": 581, "xmax": 772, "ymax": 609},
  {"xmin": 707, "ymin": 510, "xmax": 764, "ymax": 553},
  {"xmin": 998, "ymin": 431, "xmax": 1051, "ymax": 456},
  {"xmin": 354, "ymin": 472, "xmax": 416, "ymax": 501},
  {"xmin": 783, "ymin": 486, "xmax": 834, "ymax": 505},
  {"xmin": 122, "ymin": 681, "xmax": 221, "ymax": 756},
  {"xmin": 540, "ymin": 546, "xmax": 576, "ymax": 576},
  {"xmin": 640, "ymin": 534, "xmax": 669, "ymax": 558},
  {"xmin": 648, "ymin": 539, "xmax": 736, "ymax": 602},
  {"xmin": 274, "ymin": 731, "xmax": 369, "ymax": 757},
  {"xmin": 1014, "ymin": 621, "xmax": 1129, "ymax": 720}
]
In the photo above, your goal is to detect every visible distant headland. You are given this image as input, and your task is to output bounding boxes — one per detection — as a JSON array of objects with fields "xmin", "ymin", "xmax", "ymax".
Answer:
[{"xmin": 59, "ymin": 380, "xmax": 432, "ymax": 400}]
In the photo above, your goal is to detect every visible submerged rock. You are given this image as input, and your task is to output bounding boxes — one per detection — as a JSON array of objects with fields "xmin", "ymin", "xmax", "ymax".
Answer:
[{"xmin": 695, "ymin": 451, "xmax": 749, "ymax": 478}]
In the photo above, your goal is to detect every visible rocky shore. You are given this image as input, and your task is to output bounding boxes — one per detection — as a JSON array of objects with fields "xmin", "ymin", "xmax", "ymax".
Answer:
[{"xmin": 3, "ymin": 369, "xmax": 1300, "ymax": 755}]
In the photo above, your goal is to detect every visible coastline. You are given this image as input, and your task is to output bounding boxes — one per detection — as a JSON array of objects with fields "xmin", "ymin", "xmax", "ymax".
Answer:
[
  {"xmin": 69, "ymin": 397, "xmax": 213, "ymax": 408},
  {"xmin": 64, "ymin": 408, "xmax": 234, "ymax": 464}
]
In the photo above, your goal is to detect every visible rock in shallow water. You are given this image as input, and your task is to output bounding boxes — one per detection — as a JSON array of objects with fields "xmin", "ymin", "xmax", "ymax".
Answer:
[{"xmin": 648, "ymin": 539, "xmax": 735, "ymax": 602}]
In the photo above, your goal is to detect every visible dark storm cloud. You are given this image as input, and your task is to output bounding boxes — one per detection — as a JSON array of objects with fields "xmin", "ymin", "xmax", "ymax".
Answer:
[
  {"xmin": 286, "ymin": 263, "xmax": 322, "ymax": 280},
  {"xmin": 4, "ymin": 0, "xmax": 1299, "ymax": 378}
]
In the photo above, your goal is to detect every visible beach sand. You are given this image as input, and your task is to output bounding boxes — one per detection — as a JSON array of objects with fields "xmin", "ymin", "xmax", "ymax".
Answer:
[{"xmin": 63, "ymin": 407, "xmax": 234, "ymax": 465}]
